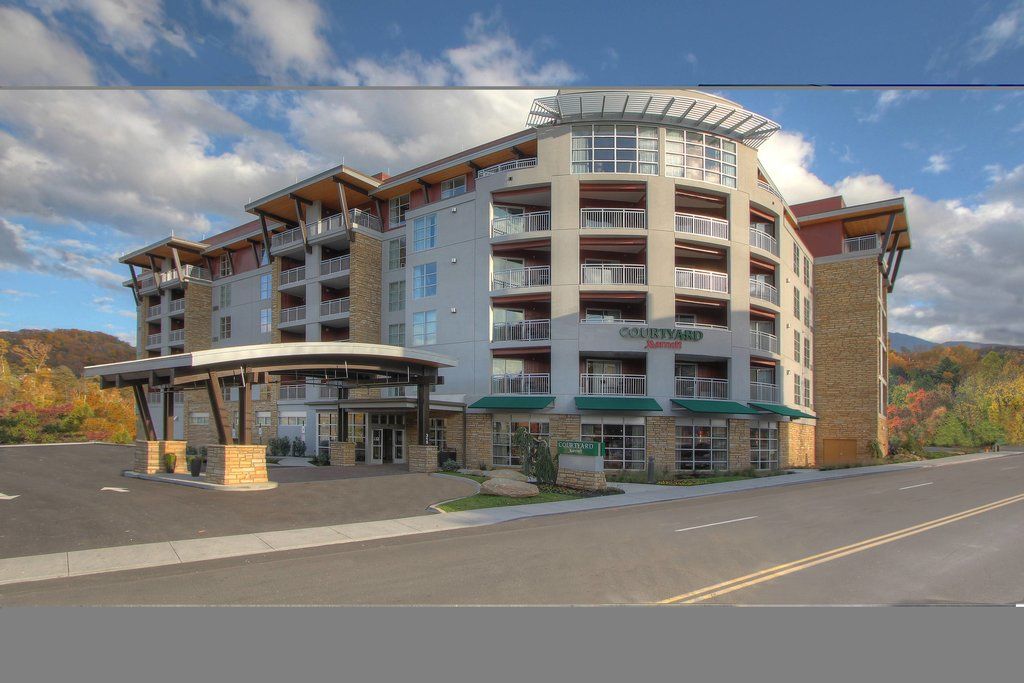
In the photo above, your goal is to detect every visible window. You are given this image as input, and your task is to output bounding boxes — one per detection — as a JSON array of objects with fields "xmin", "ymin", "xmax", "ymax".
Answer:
[
  {"xmin": 259, "ymin": 308, "xmax": 271, "ymax": 334},
  {"xmin": 219, "ymin": 253, "xmax": 233, "ymax": 277},
  {"xmin": 219, "ymin": 315, "xmax": 232, "ymax": 340},
  {"xmin": 413, "ymin": 214, "xmax": 437, "ymax": 251},
  {"xmin": 750, "ymin": 421, "xmax": 779, "ymax": 470},
  {"xmin": 572, "ymin": 124, "xmax": 659, "ymax": 175},
  {"xmin": 388, "ymin": 323, "xmax": 406, "ymax": 346},
  {"xmin": 251, "ymin": 384, "xmax": 262, "ymax": 401},
  {"xmin": 794, "ymin": 373, "xmax": 802, "ymax": 404},
  {"xmin": 804, "ymin": 377, "xmax": 812, "ymax": 407},
  {"xmin": 793, "ymin": 288, "xmax": 800, "ymax": 320},
  {"xmin": 583, "ymin": 416, "xmax": 647, "ymax": 470},
  {"xmin": 492, "ymin": 416, "xmax": 549, "ymax": 467},
  {"xmin": 259, "ymin": 274, "xmax": 271, "ymax": 300},
  {"xmin": 803, "ymin": 255, "xmax": 811, "ymax": 287},
  {"xmin": 804, "ymin": 297, "xmax": 812, "ymax": 327},
  {"xmin": 794, "ymin": 330, "xmax": 801, "ymax": 363},
  {"xmin": 189, "ymin": 412, "xmax": 209, "ymax": 426},
  {"xmin": 584, "ymin": 308, "xmax": 622, "ymax": 322},
  {"xmin": 413, "ymin": 262, "xmax": 437, "ymax": 299},
  {"xmin": 388, "ymin": 236, "xmax": 406, "ymax": 270},
  {"xmin": 427, "ymin": 418, "xmax": 447, "ymax": 449},
  {"xmin": 389, "ymin": 194, "xmax": 410, "ymax": 226},
  {"xmin": 255, "ymin": 412, "xmax": 271, "ymax": 427},
  {"xmin": 793, "ymin": 243, "xmax": 801, "ymax": 276},
  {"xmin": 676, "ymin": 419, "xmax": 728, "ymax": 470},
  {"xmin": 440, "ymin": 175, "xmax": 467, "ymax": 199},
  {"xmin": 259, "ymin": 243, "xmax": 269, "ymax": 266},
  {"xmin": 665, "ymin": 129, "xmax": 737, "ymax": 187},
  {"xmin": 218, "ymin": 283, "xmax": 231, "ymax": 309},
  {"xmin": 278, "ymin": 415, "xmax": 306, "ymax": 427},
  {"xmin": 388, "ymin": 281, "xmax": 405, "ymax": 312},
  {"xmin": 222, "ymin": 385, "xmax": 237, "ymax": 402},
  {"xmin": 316, "ymin": 412, "xmax": 338, "ymax": 457},
  {"xmin": 412, "ymin": 310, "xmax": 437, "ymax": 346},
  {"xmin": 804, "ymin": 337, "xmax": 811, "ymax": 368}
]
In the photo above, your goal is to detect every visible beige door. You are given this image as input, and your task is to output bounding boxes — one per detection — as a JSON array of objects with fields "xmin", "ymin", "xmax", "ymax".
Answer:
[{"xmin": 821, "ymin": 439, "xmax": 858, "ymax": 466}]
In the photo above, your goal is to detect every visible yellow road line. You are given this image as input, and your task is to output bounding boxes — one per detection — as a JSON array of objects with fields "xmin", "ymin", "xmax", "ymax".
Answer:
[{"xmin": 659, "ymin": 491, "xmax": 1024, "ymax": 605}]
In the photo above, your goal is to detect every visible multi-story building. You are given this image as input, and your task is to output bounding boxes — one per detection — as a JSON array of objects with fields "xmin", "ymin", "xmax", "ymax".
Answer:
[{"xmin": 119, "ymin": 89, "xmax": 911, "ymax": 472}]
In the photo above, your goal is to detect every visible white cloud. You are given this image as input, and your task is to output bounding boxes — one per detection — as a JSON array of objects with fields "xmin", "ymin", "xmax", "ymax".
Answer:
[
  {"xmin": 0, "ymin": 289, "xmax": 38, "ymax": 298},
  {"xmin": 859, "ymin": 89, "xmax": 924, "ymax": 123},
  {"xmin": 923, "ymin": 153, "xmax": 951, "ymax": 174},
  {"xmin": 0, "ymin": 218, "xmax": 124, "ymax": 289},
  {"xmin": 757, "ymin": 131, "xmax": 833, "ymax": 204},
  {"xmin": 0, "ymin": 6, "xmax": 95, "ymax": 85},
  {"xmin": 968, "ymin": 0, "xmax": 1024, "ymax": 63}
]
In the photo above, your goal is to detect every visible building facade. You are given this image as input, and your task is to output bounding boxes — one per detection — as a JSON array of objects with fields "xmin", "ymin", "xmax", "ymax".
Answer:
[{"xmin": 120, "ymin": 89, "xmax": 911, "ymax": 472}]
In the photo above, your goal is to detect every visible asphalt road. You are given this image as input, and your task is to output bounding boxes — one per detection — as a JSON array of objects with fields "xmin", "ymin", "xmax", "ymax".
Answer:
[{"xmin": 3, "ymin": 451, "xmax": 1022, "ymax": 605}]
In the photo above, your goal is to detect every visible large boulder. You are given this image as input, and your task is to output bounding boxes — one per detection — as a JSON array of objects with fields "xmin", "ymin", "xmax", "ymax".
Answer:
[
  {"xmin": 485, "ymin": 469, "xmax": 529, "ymax": 481},
  {"xmin": 480, "ymin": 478, "xmax": 539, "ymax": 498}
]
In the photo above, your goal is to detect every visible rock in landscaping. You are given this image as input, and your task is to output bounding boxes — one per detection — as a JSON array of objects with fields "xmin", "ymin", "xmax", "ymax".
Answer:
[
  {"xmin": 458, "ymin": 468, "xmax": 487, "ymax": 476},
  {"xmin": 480, "ymin": 478, "xmax": 539, "ymax": 498},
  {"xmin": 485, "ymin": 469, "xmax": 529, "ymax": 481}
]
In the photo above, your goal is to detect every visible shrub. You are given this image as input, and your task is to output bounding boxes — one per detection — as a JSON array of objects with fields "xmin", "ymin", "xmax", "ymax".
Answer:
[
  {"xmin": 163, "ymin": 452, "xmax": 176, "ymax": 473},
  {"xmin": 291, "ymin": 436, "xmax": 306, "ymax": 457},
  {"xmin": 533, "ymin": 438, "xmax": 558, "ymax": 485},
  {"xmin": 440, "ymin": 459, "xmax": 460, "ymax": 472}
]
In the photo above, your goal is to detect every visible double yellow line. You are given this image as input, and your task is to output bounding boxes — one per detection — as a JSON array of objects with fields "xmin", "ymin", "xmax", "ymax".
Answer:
[{"xmin": 659, "ymin": 491, "xmax": 1024, "ymax": 604}]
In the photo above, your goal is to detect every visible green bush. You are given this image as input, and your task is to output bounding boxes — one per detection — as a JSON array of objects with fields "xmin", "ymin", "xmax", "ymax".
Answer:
[
  {"xmin": 533, "ymin": 439, "xmax": 558, "ymax": 485},
  {"xmin": 163, "ymin": 452, "xmax": 176, "ymax": 473},
  {"xmin": 440, "ymin": 459, "xmax": 460, "ymax": 472},
  {"xmin": 291, "ymin": 436, "xmax": 306, "ymax": 457}
]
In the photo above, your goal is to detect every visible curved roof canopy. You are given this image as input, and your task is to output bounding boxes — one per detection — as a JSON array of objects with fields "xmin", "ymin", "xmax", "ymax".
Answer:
[{"xmin": 527, "ymin": 90, "xmax": 780, "ymax": 148}]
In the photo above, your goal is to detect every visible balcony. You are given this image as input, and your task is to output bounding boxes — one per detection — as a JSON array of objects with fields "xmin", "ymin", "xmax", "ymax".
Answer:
[
  {"xmin": 320, "ymin": 297, "xmax": 350, "ymax": 319},
  {"xmin": 280, "ymin": 304, "xmax": 306, "ymax": 325},
  {"xmin": 146, "ymin": 304, "xmax": 161, "ymax": 319},
  {"xmin": 750, "ymin": 329, "xmax": 779, "ymax": 354},
  {"xmin": 271, "ymin": 227, "xmax": 304, "ymax": 253},
  {"xmin": 167, "ymin": 329, "xmax": 185, "ymax": 346},
  {"xmin": 675, "ymin": 377, "xmax": 729, "ymax": 400},
  {"xmin": 137, "ymin": 274, "xmax": 157, "ymax": 293},
  {"xmin": 579, "ymin": 373, "xmax": 647, "ymax": 396},
  {"xmin": 491, "ymin": 210, "xmax": 550, "ymax": 237},
  {"xmin": 168, "ymin": 299, "xmax": 185, "ymax": 315},
  {"xmin": 320, "ymin": 255, "xmax": 350, "ymax": 278},
  {"xmin": 675, "ymin": 212, "xmax": 729, "ymax": 240},
  {"xmin": 348, "ymin": 208, "xmax": 381, "ymax": 232},
  {"xmin": 580, "ymin": 263, "xmax": 646, "ymax": 286},
  {"xmin": 492, "ymin": 319, "xmax": 551, "ymax": 342},
  {"xmin": 160, "ymin": 265, "xmax": 210, "ymax": 286},
  {"xmin": 580, "ymin": 208, "xmax": 646, "ymax": 230},
  {"xmin": 843, "ymin": 234, "xmax": 881, "ymax": 254},
  {"xmin": 580, "ymin": 315, "xmax": 646, "ymax": 325},
  {"xmin": 279, "ymin": 384, "xmax": 306, "ymax": 400},
  {"xmin": 477, "ymin": 157, "xmax": 538, "ymax": 178},
  {"xmin": 279, "ymin": 265, "xmax": 306, "ymax": 288},
  {"xmin": 676, "ymin": 267, "xmax": 729, "ymax": 294},
  {"xmin": 491, "ymin": 373, "xmax": 551, "ymax": 395},
  {"xmin": 750, "ymin": 381, "xmax": 777, "ymax": 403},
  {"xmin": 315, "ymin": 384, "xmax": 340, "ymax": 400},
  {"xmin": 749, "ymin": 279, "xmax": 779, "ymax": 305},
  {"xmin": 146, "ymin": 333, "xmax": 161, "ymax": 348},
  {"xmin": 491, "ymin": 266, "xmax": 550, "ymax": 290},
  {"xmin": 758, "ymin": 180, "xmax": 783, "ymax": 201},
  {"xmin": 749, "ymin": 226, "xmax": 779, "ymax": 256}
]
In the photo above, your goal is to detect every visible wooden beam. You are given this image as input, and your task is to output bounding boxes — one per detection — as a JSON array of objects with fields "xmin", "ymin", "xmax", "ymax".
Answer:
[
  {"xmin": 417, "ymin": 178, "xmax": 430, "ymax": 205},
  {"xmin": 163, "ymin": 390, "xmax": 175, "ymax": 440},
  {"xmin": 511, "ymin": 146, "xmax": 525, "ymax": 159},
  {"xmin": 248, "ymin": 239, "xmax": 261, "ymax": 264},
  {"xmin": 331, "ymin": 175, "xmax": 372, "ymax": 197},
  {"xmin": 416, "ymin": 380, "xmax": 430, "ymax": 446},
  {"xmin": 336, "ymin": 179, "xmax": 352, "ymax": 237},
  {"xmin": 881, "ymin": 212, "xmax": 897, "ymax": 276},
  {"xmin": 132, "ymin": 384, "xmax": 157, "ymax": 441},
  {"xmin": 205, "ymin": 371, "xmax": 230, "ymax": 445},
  {"xmin": 257, "ymin": 213, "xmax": 275, "ymax": 263},
  {"xmin": 289, "ymin": 192, "xmax": 313, "ymax": 206},
  {"xmin": 258, "ymin": 209, "xmax": 298, "ymax": 228},
  {"xmin": 171, "ymin": 246, "xmax": 184, "ymax": 284},
  {"xmin": 888, "ymin": 248, "xmax": 905, "ymax": 293},
  {"xmin": 237, "ymin": 372, "xmax": 249, "ymax": 444},
  {"xmin": 147, "ymin": 255, "xmax": 160, "ymax": 282},
  {"xmin": 293, "ymin": 197, "xmax": 310, "ymax": 251},
  {"xmin": 127, "ymin": 264, "xmax": 141, "ymax": 306},
  {"xmin": 466, "ymin": 160, "xmax": 482, "ymax": 172}
]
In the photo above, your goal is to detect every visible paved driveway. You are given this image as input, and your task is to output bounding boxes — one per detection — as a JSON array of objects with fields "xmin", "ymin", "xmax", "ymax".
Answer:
[{"xmin": 0, "ymin": 443, "xmax": 474, "ymax": 559}]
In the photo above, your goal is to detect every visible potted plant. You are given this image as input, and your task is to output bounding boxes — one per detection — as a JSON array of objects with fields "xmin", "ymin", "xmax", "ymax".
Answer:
[
  {"xmin": 163, "ymin": 452, "xmax": 177, "ymax": 474},
  {"xmin": 188, "ymin": 453, "xmax": 202, "ymax": 477}
]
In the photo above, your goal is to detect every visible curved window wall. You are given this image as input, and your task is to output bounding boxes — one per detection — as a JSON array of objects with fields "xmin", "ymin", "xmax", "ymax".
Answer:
[
  {"xmin": 665, "ymin": 129, "xmax": 737, "ymax": 188},
  {"xmin": 571, "ymin": 124, "xmax": 659, "ymax": 175}
]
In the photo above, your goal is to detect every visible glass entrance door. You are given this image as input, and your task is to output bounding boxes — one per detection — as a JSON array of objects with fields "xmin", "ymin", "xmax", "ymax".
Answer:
[
  {"xmin": 392, "ymin": 429, "xmax": 405, "ymax": 463},
  {"xmin": 370, "ymin": 428, "xmax": 384, "ymax": 464}
]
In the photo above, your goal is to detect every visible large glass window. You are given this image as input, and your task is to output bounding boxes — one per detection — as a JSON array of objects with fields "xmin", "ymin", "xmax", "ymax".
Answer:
[
  {"xmin": 259, "ymin": 274, "xmax": 271, "ymax": 300},
  {"xmin": 259, "ymin": 308, "xmax": 271, "ymax": 334},
  {"xmin": 219, "ymin": 253, "xmax": 233, "ymax": 277},
  {"xmin": 804, "ymin": 297, "xmax": 812, "ymax": 327},
  {"xmin": 388, "ymin": 236, "xmax": 406, "ymax": 270},
  {"xmin": 665, "ymin": 129, "xmax": 737, "ymax": 188},
  {"xmin": 803, "ymin": 255, "xmax": 811, "ymax": 287},
  {"xmin": 793, "ymin": 288, "xmax": 801, "ymax": 320},
  {"xmin": 804, "ymin": 377, "xmax": 812, "ymax": 407},
  {"xmin": 389, "ymin": 194, "xmax": 410, "ymax": 226},
  {"xmin": 440, "ymin": 175, "xmax": 467, "ymax": 199},
  {"xmin": 427, "ymin": 418, "xmax": 447, "ymax": 449},
  {"xmin": 794, "ymin": 330, "xmax": 801, "ymax": 363},
  {"xmin": 412, "ymin": 310, "xmax": 437, "ymax": 346},
  {"xmin": 388, "ymin": 323, "xmax": 406, "ymax": 346},
  {"xmin": 219, "ymin": 283, "xmax": 231, "ymax": 309},
  {"xmin": 388, "ymin": 280, "xmax": 405, "ymax": 312},
  {"xmin": 582, "ymin": 417, "xmax": 646, "ymax": 470},
  {"xmin": 413, "ymin": 213, "xmax": 437, "ymax": 251},
  {"xmin": 571, "ymin": 124, "xmax": 659, "ymax": 175},
  {"xmin": 676, "ymin": 419, "xmax": 728, "ymax": 470},
  {"xmin": 794, "ymin": 373, "xmax": 802, "ymax": 404},
  {"xmin": 317, "ymin": 412, "xmax": 337, "ymax": 458},
  {"xmin": 794, "ymin": 243, "xmax": 801, "ymax": 276},
  {"xmin": 413, "ymin": 262, "xmax": 437, "ymax": 299},
  {"xmin": 219, "ymin": 315, "xmax": 231, "ymax": 340},
  {"xmin": 750, "ymin": 421, "xmax": 779, "ymax": 470},
  {"xmin": 804, "ymin": 337, "xmax": 811, "ymax": 368},
  {"xmin": 491, "ymin": 416, "xmax": 549, "ymax": 467},
  {"xmin": 347, "ymin": 412, "xmax": 366, "ymax": 462}
]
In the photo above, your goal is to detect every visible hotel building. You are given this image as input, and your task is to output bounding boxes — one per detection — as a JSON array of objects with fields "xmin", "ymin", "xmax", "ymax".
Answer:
[{"xmin": 119, "ymin": 89, "xmax": 911, "ymax": 472}]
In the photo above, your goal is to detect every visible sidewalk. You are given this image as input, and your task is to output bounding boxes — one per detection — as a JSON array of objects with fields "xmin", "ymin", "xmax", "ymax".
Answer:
[{"xmin": 1, "ymin": 450, "xmax": 1016, "ymax": 588}]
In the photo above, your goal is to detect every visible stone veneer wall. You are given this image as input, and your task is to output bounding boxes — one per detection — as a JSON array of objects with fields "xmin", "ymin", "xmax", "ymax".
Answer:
[
  {"xmin": 646, "ymin": 416, "xmax": 676, "ymax": 475},
  {"xmin": 813, "ymin": 256, "xmax": 887, "ymax": 464},
  {"xmin": 329, "ymin": 441, "xmax": 356, "ymax": 466},
  {"xmin": 727, "ymin": 418, "xmax": 752, "ymax": 471},
  {"xmin": 443, "ymin": 413, "xmax": 466, "ymax": 464},
  {"xmin": 556, "ymin": 468, "xmax": 607, "ymax": 491},
  {"xmin": 464, "ymin": 414, "xmax": 492, "ymax": 469},
  {"xmin": 407, "ymin": 444, "xmax": 439, "ymax": 473},
  {"xmin": 205, "ymin": 444, "xmax": 269, "ymax": 485},
  {"xmin": 780, "ymin": 421, "xmax": 816, "ymax": 468},
  {"xmin": 348, "ymin": 231, "xmax": 383, "ymax": 343},
  {"xmin": 134, "ymin": 440, "xmax": 187, "ymax": 475}
]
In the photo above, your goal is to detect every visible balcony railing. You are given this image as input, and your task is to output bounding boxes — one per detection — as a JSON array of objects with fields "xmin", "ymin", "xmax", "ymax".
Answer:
[
  {"xmin": 146, "ymin": 333, "xmax": 161, "ymax": 348},
  {"xmin": 580, "ymin": 263, "xmax": 646, "ymax": 285},
  {"xmin": 279, "ymin": 384, "xmax": 306, "ymax": 400},
  {"xmin": 271, "ymin": 227, "xmax": 304, "ymax": 251},
  {"xmin": 581, "ymin": 316, "xmax": 646, "ymax": 325},
  {"xmin": 315, "ymin": 384, "xmax": 340, "ymax": 400},
  {"xmin": 492, "ymin": 319, "xmax": 551, "ymax": 342},
  {"xmin": 491, "ymin": 373, "xmax": 551, "ymax": 395},
  {"xmin": 491, "ymin": 266, "xmax": 550, "ymax": 290},
  {"xmin": 749, "ymin": 226, "xmax": 779, "ymax": 255},
  {"xmin": 320, "ymin": 297, "xmax": 350, "ymax": 317},
  {"xmin": 750, "ymin": 381, "xmax": 777, "ymax": 403},
  {"xmin": 477, "ymin": 157, "xmax": 538, "ymax": 178},
  {"xmin": 490, "ymin": 210, "xmax": 551, "ymax": 237},
  {"xmin": 750, "ymin": 329, "xmax": 779, "ymax": 354},
  {"xmin": 349, "ymin": 208, "xmax": 382, "ymax": 232},
  {"xmin": 675, "ymin": 212, "xmax": 729, "ymax": 240},
  {"xmin": 758, "ymin": 180, "xmax": 784, "ymax": 200},
  {"xmin": 167, "ymin": 329, "xmax": 185, "ymax": 345},
  {"xmin": 580, "ymin": 208, "xmax": 646, "ymax": 230},
  {"xmin": 842, "ymin": 234, "xmax": 881, "ymax": 254},
  {"xmin": 675, "ymin": 267, "xmax": 729, "ymax": 293},
  {"xmin": 137, "ymin": 274, "xmax": 157, "ymax": 291},
  {"xmin": 159, "ymin": 265, "xmax": 210, "ymax": 285},
  {"xmin": 580, "ymin": 373, "xmax": 647, "ymax": 396},
  {"xmin": 280, "ymin": 265, "xmax": 306, "ymax": 286},
  {"xmin": 168, "ymin": 299, "xmax": 185, "ymax": 315},
  {"xmin": 320, "ymin": 255, "xmax": 350, "ymax": 277},
  {"xmin": 675, "ymin": 377, "xmax": 729, "ymax": 400},
  {"xmin": 280, "ymin": 305, "xmax": 306, "ymax": 324},
  {"xmin": 675, "ymin": 320, "xmax": 729, "ymax": 331},
  {"xmin": 146, "ymin": 304, "xmax": 161, "ymax": 318},
  {"xmin": 749, "ymin": 279, "xmax": 779, "ymax": 305}
]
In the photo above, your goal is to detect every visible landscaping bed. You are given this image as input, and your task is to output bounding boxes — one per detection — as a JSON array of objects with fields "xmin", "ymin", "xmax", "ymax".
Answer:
[
  {"xmin": 654, "ymin": 471, "xmax": 789, "ymax": 486},
  {"xmin": 436, "ymin": 482, "xmax": 623, "ymax": 513},
  {"xmin": 606, "ymin": 468, "xmax": 790, "ymax": 486}
]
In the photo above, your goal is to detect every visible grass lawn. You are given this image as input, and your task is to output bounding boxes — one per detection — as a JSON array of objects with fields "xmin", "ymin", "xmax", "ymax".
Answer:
[
  {"xmin": 438, "ymin": 472, "xmax": 487, "ymax": 483},
  {"xmin": 654, "ymin": 472, "xmax": 788, "ymax": 486},
  {"xmin": 437, "ymin": 488, "xmax": 584, "ymax": 512}
]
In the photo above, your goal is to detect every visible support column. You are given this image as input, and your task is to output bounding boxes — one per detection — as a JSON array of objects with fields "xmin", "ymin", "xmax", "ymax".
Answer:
[
  {"xmin": 162, "ymin": 390, "xmax": 174, "ymax": 441},
  {"xmin": 205, "ymin": 371, "xmax": 229, "ymax": 444},
  {"xmin": 237, "ymin": 375, "xmax": 249, "ymax": 444},
  {"xmin": 132, "ymin": 384, "xmax": 156, "ymax": 441},
  {"xmin": 416, "ymin": 380, "xmax": 429, "ymax": 446},
  {"xmin": 205, "ymin": 444, "xmax": 269, "ymax": 486}
]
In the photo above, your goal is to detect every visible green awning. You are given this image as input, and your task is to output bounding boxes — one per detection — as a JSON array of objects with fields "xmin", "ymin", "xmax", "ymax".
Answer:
[
  {"xmin": 671, "ymin": 399, "xmax": 761, "ymax": 415},
  {"xmin": 574, "ymin": 397, "xmax": 662, "ymax": 411},
  {"xmin": 469, "ymin": 396, "xmax": 554, "ymax": 410},
  {"xmin": 749, "ymin": 402, "xmax": 817, "ymax": 419}
]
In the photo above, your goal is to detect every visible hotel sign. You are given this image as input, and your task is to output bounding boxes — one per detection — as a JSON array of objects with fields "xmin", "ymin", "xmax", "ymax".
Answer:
[
  {"xmin": 619, "ymin": 326, "xmax": 704, "ymax": 349},
  {"xmin": 557, "ymin": 440, "xmax": 604, "ymax": 457}
]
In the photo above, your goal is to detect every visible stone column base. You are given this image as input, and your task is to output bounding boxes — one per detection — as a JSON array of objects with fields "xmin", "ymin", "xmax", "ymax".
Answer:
[
  {"xmin": 329, "ymin": 441, "xmax": 356, "ymax": 466},
  {"xmin": 205, "ymin": 444, "xmax": 269, "ymax": 486},
  {"xmin": 407, "ymin": 444, "xmax": 439, "ymax": 473},
  {"xmin": 134, "ymin": 440, "xmax": 188, "ymax": 475},
  {"xmin": 556, "ymin": 468, "xmax": 607, "ymax": 491}
]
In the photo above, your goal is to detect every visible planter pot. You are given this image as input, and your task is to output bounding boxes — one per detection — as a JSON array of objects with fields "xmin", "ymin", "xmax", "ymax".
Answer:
[
  {"xmin": 164, "ymin": 455, "xmax": 176, "ymax": 474},
  {"xmin": 189, "ymin": 457, "xmax": 202, "ymax": 478}
]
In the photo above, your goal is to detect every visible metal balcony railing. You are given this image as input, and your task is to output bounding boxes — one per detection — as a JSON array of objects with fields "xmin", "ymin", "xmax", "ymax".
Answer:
[
  {"xmin": 491, "ymin": 266, "xmax": 550, "ymax": 289},
  {"xmin": 492, "ymin": 319, "xmax": 550, "ymax": 342},
  {"xmin": 167, "ymin": 329, "xmax": 185, "ymax": 345},
  {"xmin": 490, "ymin": 210, "xmax": 550, "ymax": 237},
  {"xmin": 279, "ymin": 384, "xmax": 306, "ymax": 400},
  {"xmin": 477, "ymin": 157, "xmax": 538, "ymax": 178},
  {"xmin": 271, "ymin": 227, "xmax": 304, "ymax": 250},
  {"xmin": 320, "ymin": 297, "xmax": 350, "ymax": 317},
  {"xmin": 580, "ymin": 208, "xmax": 646, "ymax": 230},
  {"xmin": 750, "ymin": 330, "xmax": 779, "ymax": 354},
  {"xmin": 159, "ymin": 265, "xmax": 210, "ymax": 285},
  {"xmin": 146, "ymin": 304, "xmax": 161, "ymax": 318},
  {"xmin": 750, "ymin": 381, "xmax": 777, "ymax": 403},
  {"xmin": 580, "ymin": 263, "xmax": 646, "ymax": 285},
  {"xmin": 580, "ymin": 316, "xmax": 646, "ymax": 325},
  {"xmin": 842, "ymin": 234, "xmax": 881, "ymax": 254},
  {"xmin": 491, "ymin": 373, "xmax": 551, "ymax": 395},
  {"xmin": 168, "ymin": 299, "xmax": 185, "ymax": 314},
  {"xmin": 316, "ymin": 384, "xmax": 340, "ymax": 400},
  {"xmin": 280, "ymin": 265, "xmax": 306, "ymax": 286},
  {"xmin": 749, "ymin": 226, "xmax": 779, "ymax": 255},
  {"xmin": 749, "ymin": 279, "xmax": 780, "ymax": 305},
  {"xmin": 146, "ymin": 333, "xmax": 161, "ymax": 347},
  {"xmin": 320, "ymin": 255, "xmax": 350, "ymax": 277},
  {"xmin": 675, "ymin": 377, "xmax": 729, "ymax": 400},
  {"xmin": 280, "ymin": 305, "xmax": 306, "ymax": 324},
  {"xmin": 675, "ymin": 319, "xmax": 729, "ymax": 331},
  {"xmin": 758, "ymin": 180, "xmax": 783, "ymax": 200},
  {"xmin": 137, "ymin": 274, "xmax": 157, "ymax": 291},
  {"xmin": 579, "ymin": 373, "xmax": 647, "ymax": 396},
  {"xmin": 349, "ymin": 208, "xmax": 382, "ymax": 232},
  {"xmin": 675, "ymin": 267, "xmax": 729, "ymax": 293},
  {"xmin": 675, "ymin": 212, "xmax": 729, "ymax": 240}
]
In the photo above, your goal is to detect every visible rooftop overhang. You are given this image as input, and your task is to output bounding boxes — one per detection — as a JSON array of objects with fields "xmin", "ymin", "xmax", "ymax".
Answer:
[
  {"xmin": 527, "ymin": 90, "xmax": 781, "ymax": 148},
  {"xmin": 797, "ymin": 197, "xmax": 911, "ymax": 250},
  {"xmin": 244, "ymin": 165, "xmax": 382, "ymax": 225},
  {"xmin": 119, "ymin": 236, "xmax": 210, "ymax": 268}
]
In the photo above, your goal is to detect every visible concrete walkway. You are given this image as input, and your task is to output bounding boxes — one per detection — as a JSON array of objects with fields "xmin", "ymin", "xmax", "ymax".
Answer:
[{"xmin": 1, "ymin": 450, "xmax": 1016, "ymax": 588}]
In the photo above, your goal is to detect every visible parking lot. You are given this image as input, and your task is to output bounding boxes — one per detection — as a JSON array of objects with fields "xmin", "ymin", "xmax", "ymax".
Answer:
[{"xmin": 0, "ymin": 443, "xmax": 474, "ymax": 559}]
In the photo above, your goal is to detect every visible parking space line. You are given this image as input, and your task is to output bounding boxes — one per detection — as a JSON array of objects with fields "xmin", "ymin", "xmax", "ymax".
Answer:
[
  {"xmin": 675, "ymin": 516, "xmax": 758, "ymax": 533},
  {"xmin": 898, "ymin": 482, "xmax": 933, "ymax": 491}
]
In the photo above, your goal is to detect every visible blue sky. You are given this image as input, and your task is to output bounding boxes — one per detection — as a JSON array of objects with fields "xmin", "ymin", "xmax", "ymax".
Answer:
[{"xmin": 1, "ymin": 1, "xmax": 1023, "ymax": 345}]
